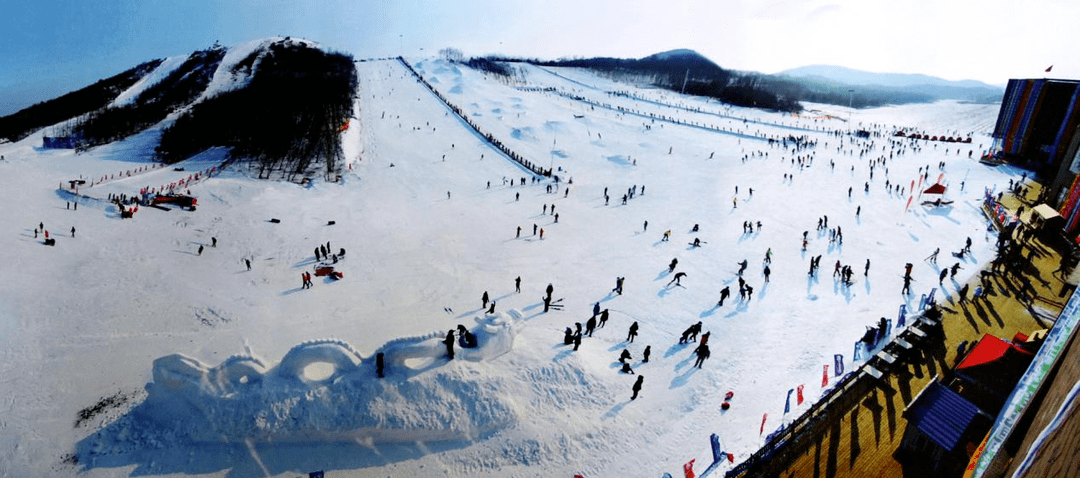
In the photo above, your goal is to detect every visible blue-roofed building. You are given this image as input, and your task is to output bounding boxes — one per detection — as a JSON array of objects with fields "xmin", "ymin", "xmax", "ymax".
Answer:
[{"xmin": 897, "ymin": 380, "xmax": 994, "ymax": 475}]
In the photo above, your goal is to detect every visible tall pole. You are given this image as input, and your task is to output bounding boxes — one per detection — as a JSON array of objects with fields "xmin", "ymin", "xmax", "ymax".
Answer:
[
  {"xmin": 848, "ymin": 89, "xmax": 854, "ymax": 123},
  {"xmin": 682, "ymin": 68, "xmax": 690, "ymax": 94}
]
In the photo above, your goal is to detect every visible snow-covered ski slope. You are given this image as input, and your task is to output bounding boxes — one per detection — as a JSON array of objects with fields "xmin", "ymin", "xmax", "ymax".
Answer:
[{"xmin": 0, "ymin": 52, "xmax": 1016, "ymax": 478}]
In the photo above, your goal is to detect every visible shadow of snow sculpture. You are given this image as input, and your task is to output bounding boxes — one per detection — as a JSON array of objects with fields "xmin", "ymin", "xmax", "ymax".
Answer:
[{"xmin": 73, "ymin": 310, "xmax": 523, "ymax": 476}]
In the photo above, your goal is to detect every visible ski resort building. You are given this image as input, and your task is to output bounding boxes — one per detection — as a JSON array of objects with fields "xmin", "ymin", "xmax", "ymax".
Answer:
[{"xmin": 990, "ymin": 79, "xmax": 1080, "ymax": 234}]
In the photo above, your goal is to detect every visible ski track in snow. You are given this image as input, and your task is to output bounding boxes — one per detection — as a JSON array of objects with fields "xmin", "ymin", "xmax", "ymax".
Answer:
[{"xmin": 0, "ymin": 49, "xmax": 1017, "ymax": 478}]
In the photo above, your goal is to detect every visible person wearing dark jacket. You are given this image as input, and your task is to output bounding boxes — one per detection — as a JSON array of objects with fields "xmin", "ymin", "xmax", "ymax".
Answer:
[
  {"xmin": 631, "ymin": 375, "xmax": 644, "ymax": 400},
  {"xmin": 444, "ymin": 330, "xmax": 456, "ymax": 359},
  {"xmin": 642, "ymin": 345, "xmax": 652, "ymax": 363},
  {"xmin": 627, "ymin": 321, "xmax": 639, "ymax": 342},
  {"xmin": 619, "ymin": 348, "xmax": 632, "ymax": 363},
  {"xmin": 694, "ymin": 344, "xmax": 711, "ymax": 368}
]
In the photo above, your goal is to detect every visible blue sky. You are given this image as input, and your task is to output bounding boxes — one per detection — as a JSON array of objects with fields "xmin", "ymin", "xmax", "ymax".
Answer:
[{"xmin": 2, "ymin": 0, "xmax": 1078, "ymax": 116}]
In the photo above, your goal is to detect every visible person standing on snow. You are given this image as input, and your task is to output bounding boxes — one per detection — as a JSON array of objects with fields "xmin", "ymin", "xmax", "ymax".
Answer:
[
  {"xmin": 631, "ymin": 375, "xmax": 644, "ymax": 400},
  {"xmin": 599, "ymin": 309, "xmax": 610, "ymax": 328},
  {"xmin": 586, "ymin": 316, "xmax": 597, "ymax": 337},
  {"xmin": 642, "ymin": 345, "xmax": 652, "ymax": 363},
  {"xmin": 669, "ymin": 258, "xmax": 679, "ymax": 273},
  {"xmin": 627, "ymin": 321, "xmax": 639, "ymax": 343},
  {"xmin": 444, "ymin": 330, "xmax": 456, "ymax": 359},
  {"xmin": 694, "ymin": 344, "xmax": 711, "ymax": 368},
  {"xmin": 482, "ymin": 291, "xmax": 489, "ymax": 309},
  {"xmin": 718, "ymin": 286, "xmax": 731, "ymax": 306}
]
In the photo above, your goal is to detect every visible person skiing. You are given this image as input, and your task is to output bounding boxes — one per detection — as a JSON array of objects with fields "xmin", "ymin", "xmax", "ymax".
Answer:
[
  {"xmin": 627, "ymin": 321, "xmax": 639, "ymax": 343},
  {"xmin": 631, "ymin": 375, "xmax": 644, "ymax": 400},
  {"xmin": 669, "ymin": 258, "xmax": 679, "ymax": 273},
  {"xmin": 546, "ymin": 283, "xmax": 554, "ymax": 301},
  {"xmin": 737, "ymin": 260, "xmax": 748, "ymax": 276},
  {"xmin": 662, "ymin": 230, "xmax": 671, "ymax": 242},
  {"xmin": 669, "ymin": 271, "xmax": 687, "ymax": 286},
  {"xmin": 718, "ymin": 286, "xmax": 731, "ymax": 306},
  {"xmin": 927, "ymin": 248, "xmax": 940, "ymax": 263}
]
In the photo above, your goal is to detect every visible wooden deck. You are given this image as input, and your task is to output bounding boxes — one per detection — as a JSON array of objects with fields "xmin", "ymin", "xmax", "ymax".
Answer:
[{"xmin": 744, "ymin": 185, "xmax": 1071, "ymax": 478}]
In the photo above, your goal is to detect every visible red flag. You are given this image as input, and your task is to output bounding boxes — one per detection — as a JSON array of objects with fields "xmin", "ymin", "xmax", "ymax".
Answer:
[
  {"xmin": 727, "ymin": 453, "xmax": 734, "ymax": 463},
  {"xmin": 684, "ymin": 459, "xmax": 696, "ymax": 478},
  {"xmin": 760, "ymin": 413, "xmax": 768, "ymax": 435},
  {"xmin": 1046, "ymin": 65, "xmax": 1053, "ymax": 73},
  {"xmin": 822, "ymin": 365, "xmax": 829, "ymax": 387},
  {"xmin": 797, "ymin": 384, "xmax": 805, "ymax": 405}
]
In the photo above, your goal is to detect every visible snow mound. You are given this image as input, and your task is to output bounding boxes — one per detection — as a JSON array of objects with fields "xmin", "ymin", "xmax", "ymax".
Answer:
[{"xmin": 135, "ymin": 310, "xmax": 523, "ymax": 443}]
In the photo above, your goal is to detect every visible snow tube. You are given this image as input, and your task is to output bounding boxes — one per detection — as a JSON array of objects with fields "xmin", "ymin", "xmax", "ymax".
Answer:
[
  {"xmin": 277, "ymin": 340, "xmax": 362, "ymax": 383},
  {"xmin": 315, "ymin": 266, "xmax": 335, "ymax": 277}
]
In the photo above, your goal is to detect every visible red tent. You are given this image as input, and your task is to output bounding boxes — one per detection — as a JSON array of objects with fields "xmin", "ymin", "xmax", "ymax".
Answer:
[{"xmin": 923, "ymin": 183, "xmax": 947, "ymax": 195}]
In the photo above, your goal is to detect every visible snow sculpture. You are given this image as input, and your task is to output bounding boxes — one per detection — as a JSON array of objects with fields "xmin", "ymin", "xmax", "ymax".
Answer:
[{"xmin": 140, "ymin": 310, "xmax": 522, "ymax": 442}]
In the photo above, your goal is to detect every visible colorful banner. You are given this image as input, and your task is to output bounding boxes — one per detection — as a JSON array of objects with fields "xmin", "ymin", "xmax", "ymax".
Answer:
[
  {"xmin": 784, "ymin": 389, "xmax": 793, "ymax": 413},
  {"xmin": 835, "ymin": 354, "xmax": 844, "ymax": 376},
  {"xmin": 822, "ymin": 364, "xmax": 829, "ymax": 387},
  {"xmin": 760, "ymin": 413, "xmax": 768, "ymax": 435},
  {"xmin": 797, "ymin": 384, "xmax": 805, "ymax": 405},
  {"xmin": 684, "ymin": 458, "xmax": 696, "ymax": 478}
]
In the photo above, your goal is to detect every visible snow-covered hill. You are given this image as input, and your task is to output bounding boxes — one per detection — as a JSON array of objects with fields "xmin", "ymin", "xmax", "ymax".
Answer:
[{"xmin": 0, "ymin": 47, "xmax": 1015, "ymax": 478}]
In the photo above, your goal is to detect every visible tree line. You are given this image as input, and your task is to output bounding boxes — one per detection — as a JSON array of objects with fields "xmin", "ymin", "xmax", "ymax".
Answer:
[{"xmin": 0, "ymin": 59, "xmax": 163, "ymax": 143}]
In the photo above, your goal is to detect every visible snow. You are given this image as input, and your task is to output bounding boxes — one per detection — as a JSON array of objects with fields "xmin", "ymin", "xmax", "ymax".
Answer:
[
  {"xmin": 0, "ymin": 48, "xmax": 1019, "ymax": 478},
  {"xmin": 109, "ymin": 55, "xmax": 190, "ymax": 108}
]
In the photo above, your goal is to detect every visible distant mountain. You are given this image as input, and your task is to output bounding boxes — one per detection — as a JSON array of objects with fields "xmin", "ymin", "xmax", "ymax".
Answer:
[
  {"xmin": 535, "ymin": 49, "xmax": 801, "ymax": 112},
  {"xmin": 777, "ymin": 65, "xmax": 1004, "ymax": 105}
]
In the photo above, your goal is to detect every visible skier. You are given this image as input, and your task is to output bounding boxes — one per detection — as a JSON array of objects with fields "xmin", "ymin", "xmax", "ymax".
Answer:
[
  {"xmin": 631, "ymin": 375, "xmax": 644, "ymax": 400},
  {"xmin": 669, "ymin": 271, "xmax": 687, "ymax": 286},
  {"xmin": 662, "ymin": 230, "xmax": 671, "ymax": 242},
  {"xmin": 627, "ymin": 321, "xmax": 639, "ymax": 343},
  {"xmin": 939, "ymin": 269, "xmax": 949, "ymax": 283},
  {"xmin": 669, "ymin": 258, "xmax": 678, "ymax": 273},
  {"xmin": 951, "ymin": 263, "xmax": 962, "ymax": 279},
  {"xmin": 718, "ymin": 286, "xmax": 730, "ymax": 306},
  {"xmin": 546, "ymin": 283, "xmax": 554, "ymax": 301},
  {"xmin": 613, "ymin": 277, "xmax": 624, "ymax": 295},
  {"xmin": 737, "ymin": 260, "xmax": 748, "ymax": 276},
  {"xmin": 927, "ymin": 248, "xmax": 940, "ymax": 263},
  {"xmin": 902, "ymin": 275, "xmax": 913, "ymax": 295}
]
